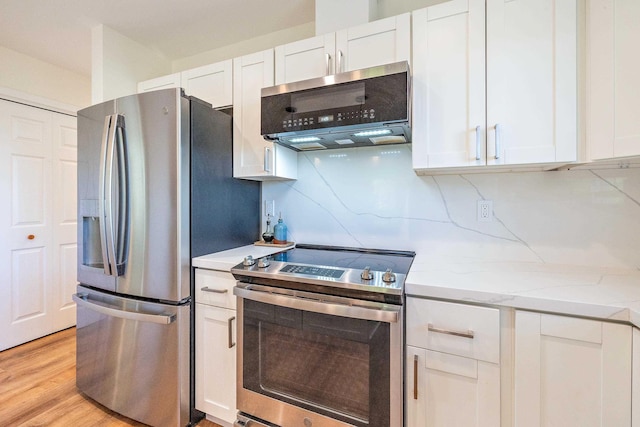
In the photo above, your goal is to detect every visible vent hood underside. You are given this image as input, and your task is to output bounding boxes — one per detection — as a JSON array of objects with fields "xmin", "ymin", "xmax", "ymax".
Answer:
[{"xmin": 266, "ymin": 122, "xmax": 412, "ymax": 151}]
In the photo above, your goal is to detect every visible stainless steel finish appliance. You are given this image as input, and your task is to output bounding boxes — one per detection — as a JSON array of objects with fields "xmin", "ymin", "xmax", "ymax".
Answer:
[
  {"xmin": 231, "ymin": 245, "xmax": 415, "ymax": 427},
  {"xmin": 261, "ymin": 61, "xmax": 411, "ymax": 151},
  {"xmin": 76, "ymin": 89, "xmax": 260, "ymax": 427}
]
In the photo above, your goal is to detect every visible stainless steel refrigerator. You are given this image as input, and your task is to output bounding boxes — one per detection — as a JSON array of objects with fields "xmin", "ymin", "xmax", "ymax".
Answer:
[{"xmin": 74, "ymin": 88, "xmax": 260, "ymax": 427}]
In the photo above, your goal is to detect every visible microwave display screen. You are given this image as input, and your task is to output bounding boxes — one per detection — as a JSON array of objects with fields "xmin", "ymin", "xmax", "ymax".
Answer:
[{"xmin": 290, "ymin": 82, "xmax": 365, "ymax": 114}]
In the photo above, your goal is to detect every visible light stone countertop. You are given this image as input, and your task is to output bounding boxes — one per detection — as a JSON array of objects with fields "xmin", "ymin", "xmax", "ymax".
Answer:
[
  {"xmin": 194, "ymin": 245, "xmax": 640, "ymax": 328},
  {"xmin": 406, "ymin": 256, "xmax": 640, "ymax": 327},
  {"xmin": 192, "ymin": 244, "xmax": 292, "ymax": 271}
]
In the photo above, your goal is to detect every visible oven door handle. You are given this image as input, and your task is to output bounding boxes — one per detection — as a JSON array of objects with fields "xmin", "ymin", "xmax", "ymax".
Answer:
[{"xmin": 234, "ymin": 285, "xmax": 399, "ymax": 323}]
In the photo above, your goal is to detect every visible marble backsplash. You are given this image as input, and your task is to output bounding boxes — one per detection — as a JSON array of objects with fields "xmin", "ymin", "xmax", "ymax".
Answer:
[{"xmin": 261, "ymin": 145, "xmax": 640, "ymax": 270}]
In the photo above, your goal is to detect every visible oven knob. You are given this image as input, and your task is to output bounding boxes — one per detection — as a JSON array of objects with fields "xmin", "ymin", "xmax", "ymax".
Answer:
[
  {"xmin": 242, "ymin": 255, "xmax": 255, "ymax": 266},
  {"xmin": 361, "ymin": 266, "xmax": 373, "ymax": 281},
  {"xmin": 382, "ymin": 268, "xmax": 396, "ymax": 283},
  {"xmin": 257, "ymin": 258, "xmax": 270, "ymax": 268}
]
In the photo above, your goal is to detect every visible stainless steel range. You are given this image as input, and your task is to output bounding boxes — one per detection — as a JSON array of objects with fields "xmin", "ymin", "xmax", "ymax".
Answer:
[{"xmin": 231, "ymin": 244, "xmax": 415, "ymax": 427}]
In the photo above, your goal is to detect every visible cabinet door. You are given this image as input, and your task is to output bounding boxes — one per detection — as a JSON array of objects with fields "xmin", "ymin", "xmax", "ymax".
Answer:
[
  {"xmin": 275, "ymin": 33, "xmax": 336, "ymax": 85},
  {"xmin": 51, "ymin": 113, "xmax": 77, "ymax": 332},
  {"xmin": 137, "ymin": 73, "xmax": 181, "ymax": 93},
  {"xmin": 181, "ymin": 60, "xmax": 233, "ymax": 108},
  {"xmin": 486, "ymin": 0, "xmax": 577, "ymax": 165},
  {"xmin": 233, "ymin": 50, "xmax": 297, "ymax": 180},
  {"xmin": 514, "ymin": 311, "xmax": 631, "ymax": 426},
  {"xmin": 335, "ymin": 13, "xmax": 411, "ymax": 73},
  {"xmin": 406, "ymin": 346, "xmax": 500, "ymax": 427},
  {"xmin": 195, "ymin": 303, "xmax": 237, "ymax": 425},
  {"xmin": 588, "ymin": 0, "xmax": 640, "ymax": 160},
  {"xmin": 0, "ymin": 100, "xmax": 54, "ymax": 351},
  {"xmin": 633, "ymin": 328, "xmax": 640, "ymax": 427},
  {"xmin": 411, "ymin": 0, "xmax": 486, "ymax": 169}
]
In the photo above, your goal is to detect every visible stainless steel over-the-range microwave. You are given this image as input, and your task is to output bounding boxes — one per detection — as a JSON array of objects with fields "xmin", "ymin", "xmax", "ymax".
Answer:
[{"xmin": 261, "ymin": 61, "xmax": 411, "ymax": 151}]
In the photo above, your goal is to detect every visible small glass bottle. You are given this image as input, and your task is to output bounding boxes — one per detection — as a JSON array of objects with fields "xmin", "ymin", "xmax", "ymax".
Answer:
[
  {"xmin": 262, "ymin": 214, "xmax": 274, "ymax": 243},
  {"xmin": 273, "ymin": 212, "xmax": 288, "ymax": 244}
]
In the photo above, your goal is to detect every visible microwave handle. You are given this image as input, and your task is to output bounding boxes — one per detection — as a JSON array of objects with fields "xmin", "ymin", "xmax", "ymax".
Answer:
[{"xmin": 234, "ymin": 285, "xmax": 399, "ymax": 323}]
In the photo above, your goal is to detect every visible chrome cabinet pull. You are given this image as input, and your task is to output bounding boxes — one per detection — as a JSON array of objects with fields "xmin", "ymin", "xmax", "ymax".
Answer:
[
  {"xmin": 413, "ymin": 354, "xmax": 419, "ymax": 400},
  {"xmin": 200, "ymin": 286, "xmax": 228, "ymax": 294},
  {"xmin": 337, "ymin": 50, "xmax": 344, "ymax": 73},
  {"xmin": 263, "ymin": 146, "xmax": 271, "ymax": 172},
  {"xmin": 494, "ymin": 123, "xmax": 501, "ymax": 160},
  {"xmin": 325, "ymin": 53, "xmax": 332, "ymax": 75},
  {"xmin": 228, "ymin": 316, "xmax": 236, "ymax": 348},
  {"xmin": 428, "ymin": 323, "xmax": 475, "ymax": 339},
  {"xmin": 475, "ymin": 125, "xmax": 481, "ymax": 160}
]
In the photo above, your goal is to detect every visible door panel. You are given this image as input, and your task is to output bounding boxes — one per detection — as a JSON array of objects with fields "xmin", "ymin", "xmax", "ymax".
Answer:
[{"xmin": 0, "ymin": 100, "xmax": 54, "ymax": 351}]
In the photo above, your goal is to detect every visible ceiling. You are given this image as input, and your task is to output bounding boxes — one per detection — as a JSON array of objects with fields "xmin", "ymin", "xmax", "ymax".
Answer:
[{"xmin": 0, "ymin": 0, "xmax": 315, "ymax": 77}]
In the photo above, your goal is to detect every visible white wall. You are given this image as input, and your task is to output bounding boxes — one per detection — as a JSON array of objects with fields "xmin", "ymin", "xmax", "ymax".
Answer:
[
  {"xmin": 262, "ymin": 147, "xmax": 640, "ymax": 270},
  {"xmin": 172, "ymin": 23, "xmax": 315, "ymax": 73},
  {"xmin": 92, "ymin": 25, "xmax": 173, "ymax": 103},
  {"xmin": 0, "ymin": 46, "xmax": 90, "ymax": 109}
]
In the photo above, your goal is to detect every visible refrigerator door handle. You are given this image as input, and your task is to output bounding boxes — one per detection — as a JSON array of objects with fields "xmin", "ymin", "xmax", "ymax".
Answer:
[
  {"xmin": 73, "ymin": 293, "xmax": 176, "ymax": 325},
  {"xmin": 99, "ymin": 114, "xmax": 128, "ymax": 277},
  {"xmin": 114, "ymin": 115, "xmax": 129, "ymax": 275}
]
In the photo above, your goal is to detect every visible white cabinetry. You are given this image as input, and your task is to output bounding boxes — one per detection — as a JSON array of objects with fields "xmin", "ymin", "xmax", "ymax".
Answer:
[
  {"xmin": 588, "ymin": 0, "xmax": 640, "ymax": 160},
  {"xmin": 138, "ymin": 59, "xmax": 233, "ymax": 108},
  {"xmin": 0, "ymin": 100, "xmax": 77, "ymax": 351},
  {"xmin": 634, "ymin": 328, "xmax": 640, "ymax": 427},
  {"xmin": 274, "ymin": 13, "xmax": 410, "ymax": 85},
  {"xmin": 405, "ymin": 297, "xmax": 501, "ymax": 427},
  {"xmin": 195, "ymin": 268, "xmax": 238, "ymax": 427},
  {"xmin": 412, "ymin": 0, "xmax": 577, "ymax": 171},
  {"xmin": 137, "ymin": 73, "xmax": 181, "ymax": 93},
  {"xmin": 233, "ymin": 49, "xmax": 297, "ymax": 180},
  {"xmin": 514, "ymin": 311, "xmax": 631, "ymax": 426}
]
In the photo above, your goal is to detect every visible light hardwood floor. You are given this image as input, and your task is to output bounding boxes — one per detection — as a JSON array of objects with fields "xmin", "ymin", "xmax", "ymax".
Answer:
[{"xmin": 0, "ymin": 327, "xmax": 221, "ymax": 427}]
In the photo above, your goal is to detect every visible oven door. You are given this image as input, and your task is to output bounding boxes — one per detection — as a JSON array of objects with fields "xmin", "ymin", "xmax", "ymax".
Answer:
[{"xmin": 234, "ymin": 283, "xmax": 403, "ymax": 427}]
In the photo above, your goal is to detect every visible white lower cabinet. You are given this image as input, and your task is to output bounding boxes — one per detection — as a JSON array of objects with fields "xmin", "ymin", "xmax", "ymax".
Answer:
[
  {"xmin": 406, "ymin": 297, "xmax": 501, "ymax": 427},
  {"xmin": 406, "ymin": 346, "xmax": 500, "ymax": 426},
  {"xmin": 633, "ymin": 328, "xmax": 640, "ymax": 427},
  {"xmin": 514, "ymin": 310, "xmax": 632, "ymax": 427},
  {"xmin": 195, "ymin": 268, "xmax": 237, "ymax": 426}
]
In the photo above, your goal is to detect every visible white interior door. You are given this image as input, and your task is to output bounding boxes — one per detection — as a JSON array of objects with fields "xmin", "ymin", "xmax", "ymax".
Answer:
[
  {"xmin": 51, "ymin": 113, "xmax": 77, "ymax": 331},
  {"xmin": 0, "ymin": 100, "xmax": 54, "ymax": 351}
]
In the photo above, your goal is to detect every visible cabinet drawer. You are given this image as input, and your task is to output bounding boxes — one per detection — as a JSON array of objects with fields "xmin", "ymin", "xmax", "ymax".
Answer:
[
  {"xmin": 406, "ymin": 297, "xmax": 500, "ymax": 364},
  {"xmin": 195, "ymin": 269, "xmax": 237, "ymax": 309}
]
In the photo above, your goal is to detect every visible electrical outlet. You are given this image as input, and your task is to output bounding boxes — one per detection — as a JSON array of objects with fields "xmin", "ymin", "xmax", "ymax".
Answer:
[
  {"xmin": 477, "ymin": 200, "xmax": 493, "ymax": 222},
  {"xmin": 264, "ymin": 200, "xmax": 275, "ymax": 217}
]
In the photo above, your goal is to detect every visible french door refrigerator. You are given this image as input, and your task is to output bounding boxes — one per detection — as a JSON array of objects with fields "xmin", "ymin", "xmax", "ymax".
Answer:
[{"xmin": 74, "ymin": 88, "xmax": 260, "ymax": 427}]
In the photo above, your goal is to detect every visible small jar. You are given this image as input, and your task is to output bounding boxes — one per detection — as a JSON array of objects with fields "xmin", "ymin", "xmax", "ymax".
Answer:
[
  {"xmin": 262, "ymin": 214, "xmax": 274, "ymax": 243},
  {"xmin": 273, "ymin": 213, "xmax": 287, "ymax": 244}
]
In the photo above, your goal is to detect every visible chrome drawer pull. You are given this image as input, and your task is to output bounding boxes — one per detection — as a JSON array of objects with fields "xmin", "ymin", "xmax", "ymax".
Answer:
[
  {"xmin": 201, "ymin": 286, "xmax": 228, "ymax": 294},
  {"xmin": 428, "ymin": 323, "xmax": 475, "ymax": 339},
  {"xmin": 413, "ymin": 354, "xmax": 419, "ymax": 400}
]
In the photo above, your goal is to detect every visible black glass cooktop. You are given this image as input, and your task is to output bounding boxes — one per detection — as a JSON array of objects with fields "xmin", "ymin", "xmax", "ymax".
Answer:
[{"xmin": 270, "ymin": 244, "xmax": 415, "ymax": 275}]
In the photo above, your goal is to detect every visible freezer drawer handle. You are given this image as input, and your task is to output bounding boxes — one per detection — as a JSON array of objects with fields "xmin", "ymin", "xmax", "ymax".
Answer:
[{"xmin": 73, "ymin": 293, "xmax": 176, "ymax": 325}]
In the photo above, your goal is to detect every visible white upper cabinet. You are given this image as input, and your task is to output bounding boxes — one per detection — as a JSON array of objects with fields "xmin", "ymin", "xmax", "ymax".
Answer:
[
  {"xmin": 588, "ymin": 0, "xmax": 640, "ymax": 160},
  {"xmin": 233, "ymin": 49, "xmax": 298, "ymax": 180},
  {"xmin": 274, "ymin": 13, "xmax": 411, "ymax": 85},
  {"xmin": 411, "ymin": 0, "xmax": 486, "ymax": 169},
  {"xmin": 137, "ymin": 73, "xmax": 181, "ymax": 93},
  {"xmin": 413, "ymin": 0, "xmax": 577, "ymax": 171},
  {"xmin": 335, "ymin": 13, "xmax": 411, "ymax": 74},
  {"xmin": 180, "ymin": 60, "xmax": 233, "ymax": 108},
  {"xmin": 486, "ymin": 0, "xmax": 577, "ymax": 166},
  {"xmin": 275, "ymin": 33, "xmax": 337, "ymax": 85},
  {"xmin": 138, "ymin": 60, "xmax": 233, "ymax": 108}
]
